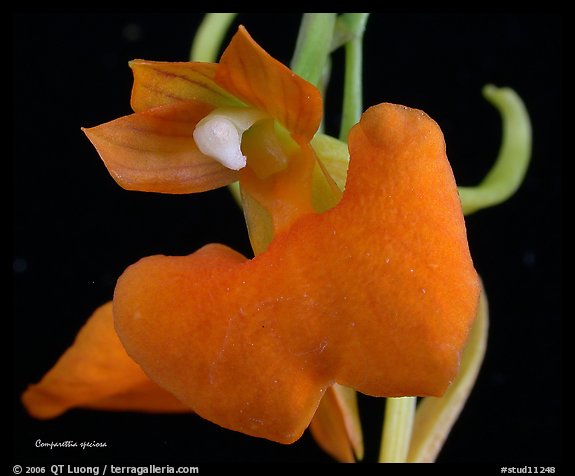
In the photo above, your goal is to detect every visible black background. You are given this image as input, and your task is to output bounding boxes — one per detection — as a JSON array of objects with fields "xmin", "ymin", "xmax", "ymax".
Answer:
[{"xmin": 12, "ymin": 13, "xmax": 562, "ymax": 464}]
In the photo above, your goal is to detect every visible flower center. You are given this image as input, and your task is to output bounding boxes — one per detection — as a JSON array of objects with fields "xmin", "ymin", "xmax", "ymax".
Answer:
[
  {"xmin": 195, "ymin": 109, "xmax": 343, "ymax": 256},
  {"xmin": 193, "ymin": 108, "xmax": 267, "ymax": 170}
]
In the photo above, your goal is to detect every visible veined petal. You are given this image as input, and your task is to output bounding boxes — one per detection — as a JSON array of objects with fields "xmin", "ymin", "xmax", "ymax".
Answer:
[
  {"xmin": 310, "ymin": 384, "xmax": 363, "ymax": 463},
  {"xmin": 216, "ymin": 26, "xmax": 322, "ymax": 141},
  {"xmin": 113, "ymin": 103, "xmax": 480, "ymax": 444},
  {"xmin": 22, "ymin": 302, "xmax": 190, "ymax": 419},
  {"xmin": 83, "ymin": 101, "xmax": 238, "ymax": 194},
  {"xmin": 129, "ymin": 60, "xmax": 241, "ymax": 112}
]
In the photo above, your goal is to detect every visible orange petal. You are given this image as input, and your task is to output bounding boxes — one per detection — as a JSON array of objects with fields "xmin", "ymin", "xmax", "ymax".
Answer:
[
  {"xmin": 113, "ymin": 103, "xmax": 480, "ymax": 443},
  {"xmin": 216, "ymin": 26, "xmax": 322, "ymax": 141},
  {"xmin": 309, "ymin": 385, "xmax": 363, "ymax": 463},
  {"xmin": 129, "ymin": 60, "xmax": 241, "ymax": 112},
  {"xmin": 22, "ymin": 302, "xmax": 189, "ymax": 419},
  {"xmin": 83, "ymin": 101, "xmax": 238, "ymax": 194},
  {"xmin": 115, "ymin": 244, "xmax": 325, "ymax": 444}
]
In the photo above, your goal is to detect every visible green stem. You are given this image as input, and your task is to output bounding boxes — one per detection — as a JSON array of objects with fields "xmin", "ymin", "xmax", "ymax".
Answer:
[
  {"xmin": 458, "ymin": 85, "xmax": 532, "ymax": 215},
  {"xmin": 379, "ymin": 397, "xmax": 416, "ymax": 462},
  {"xmin": 190, "ymin": 13, "xmax": 238, "ymax": 62},
  {"xmin": 338, "ymin": 13, "xmax": 369, "ymax": 141},
  {"xmin": 290, "ymin": 13, "xmax": 337, "ymax": 87}
]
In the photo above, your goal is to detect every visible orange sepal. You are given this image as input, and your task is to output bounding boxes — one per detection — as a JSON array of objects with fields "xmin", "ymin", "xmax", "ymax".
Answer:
[
  {"xmin": 82, "ymin": 101, "xmax": 238, "ymax": 194},
  {"xmin": 309, "ymin": 385, "xmax": 363, "ymax": 463},
  {"xmin": 129, "ymin": 60, "xmax": 240, "ymax": 113},
  {"xmin": 216, "ymin": 26, "xmax": 322, "ymax": 141},
  {"xmin": 22, "ymin": 302, "xmax": 190, "ymax": 419},
  {"xmin": 113, "ymin": 103, "xmax": 480, "ymax": 443}
]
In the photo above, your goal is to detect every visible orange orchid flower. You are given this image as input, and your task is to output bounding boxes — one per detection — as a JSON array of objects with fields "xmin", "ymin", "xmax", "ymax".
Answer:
[{"xmin": 22, "ymin": 25, "xmax": 480, "ymax": 450}]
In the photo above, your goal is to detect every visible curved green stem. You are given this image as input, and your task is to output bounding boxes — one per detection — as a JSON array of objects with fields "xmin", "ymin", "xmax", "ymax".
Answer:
[
  {"xmin": 378, "ymin": 397, "xmax": 416, "ymax": 462},
  {"xmin": 338, "ymin": 13, "xmax": 370, "ymax": 141},
  {"xmin": 290, "ymin": 13, "xmax": 337, "ymax": 87},
  {"xmin": 190, "ymin": 13, "xmax": 237, "ymax": 62},
  {"xmin": 458, "ymin": 85, "xmax": 532, "ymax": 215}
]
